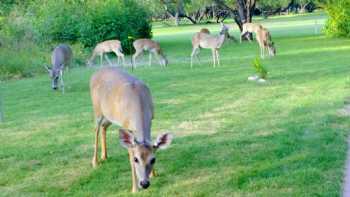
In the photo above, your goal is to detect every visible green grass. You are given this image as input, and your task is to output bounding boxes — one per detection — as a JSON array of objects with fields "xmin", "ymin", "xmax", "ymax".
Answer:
[{"xmin": 1, "ymin": 13, "xmax": 350, "ymax": 196}]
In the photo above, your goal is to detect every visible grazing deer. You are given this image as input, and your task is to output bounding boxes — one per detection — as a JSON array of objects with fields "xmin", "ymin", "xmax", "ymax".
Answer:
[
  {"xmin": 256, "ymin": 27, "xmax": 276, "ymax": 58},
  {"xmin": 44, "ymin": 44, "xmax": 72, "ymax": 93},
  {"xmin": 87, "ymin": 40, "xmax": 125, "ymax": 67},
  {"xmin": 240, "ymin": 23, "xmax": 264, "ymax": 43},
  {"xmin": 190, "ymin": 22, "xmax": 229, "ymax": 68},
  {"xmin": 90, "ymin": 67, "xmax": 173, "ymax": 193},
  {"xmin": 132, "ymin": 39, "xmax": 168, "ymax": 68}
]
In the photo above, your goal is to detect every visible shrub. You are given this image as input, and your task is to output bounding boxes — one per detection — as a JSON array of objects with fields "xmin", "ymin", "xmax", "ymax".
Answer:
[
  {"xmin": 324, "ymin": 0, "xmax": 350, "ymax": 37},
  {"xmin": 78, "ymin": 0, "xmax": 152, "ymax": 54},
  {"xmin": 30, "ymin": 1, "xmax": 82, "ymax": 42},
  {"xmin": 0, "ymin": 41, "xmax": 47, "ymax": 80},
  {"xmin": 252, "ymin": 57, "xmax": 268, "ymax": 79}
]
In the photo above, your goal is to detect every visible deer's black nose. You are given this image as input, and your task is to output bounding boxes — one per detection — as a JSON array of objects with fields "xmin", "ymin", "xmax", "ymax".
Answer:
[
  {"xmin": 52, "ymin": 87, "xmax": 58, "ymax": 90},
  {"xmin": 140, "ymin": 180, "xmax": 150, "ymax": 189}
]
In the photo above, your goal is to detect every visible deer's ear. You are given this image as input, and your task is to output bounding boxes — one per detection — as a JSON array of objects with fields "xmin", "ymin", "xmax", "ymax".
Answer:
[
  {"xmin": 119, "ymin": 129, "xmax": 135, "ymax": 148},
  {"xmin": 153, "ymin": 133, "xmax": 173, "ymax": 150}
]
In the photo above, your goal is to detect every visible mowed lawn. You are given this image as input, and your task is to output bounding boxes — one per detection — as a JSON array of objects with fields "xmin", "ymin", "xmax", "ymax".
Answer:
[{"xmin": 1, "ymin": 12, "xmax": 350, "ymax": 196}]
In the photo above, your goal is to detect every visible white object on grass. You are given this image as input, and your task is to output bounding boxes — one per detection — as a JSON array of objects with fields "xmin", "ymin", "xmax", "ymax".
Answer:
[
  {"xmin": 248, "ymin": 75, "xmax": 259, "ymax": 81},
  {"xmin": 257, "ymin": 78, "xmax": 266, "ymax": 83}
]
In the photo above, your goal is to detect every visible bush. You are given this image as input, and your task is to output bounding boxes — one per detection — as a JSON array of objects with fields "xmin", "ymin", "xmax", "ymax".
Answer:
[
  {"xmin": 324, "ymin": 0, "xmax": 350, "ymax": 37},
  {"xmin": 0, "ymin": 41, "xmax": 47, "ymax": 80},
  {"xmin": 252, "ymin": 57, "xmax": 268, "ymax": 79},
  {"xmin": 79, "ymin": 0, "xmax": 152, "ymax": 54},
  {"xmin": 31, "ymin": 1, "xmax": 82, "ymax": 42}
]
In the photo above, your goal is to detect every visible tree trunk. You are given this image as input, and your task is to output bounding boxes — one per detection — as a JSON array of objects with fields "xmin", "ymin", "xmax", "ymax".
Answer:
[
  {"xmin": 236, "ymin": 0, "xmax": 256, "ymax": 41},
  {"xmin": 175, "ymin": 12, "xmax": 179, "ymax": 26},
  {"xmin": 213, "ymin": 0, "xmax": 243, "ymax": 31}
]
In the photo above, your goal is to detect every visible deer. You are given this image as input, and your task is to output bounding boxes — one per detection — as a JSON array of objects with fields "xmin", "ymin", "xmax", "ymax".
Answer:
[
  {"xmin": 132, "ymin": 39, "xmax": 168, "ymax": 68},
  {"xmin": 256, "ymin": 27, "xmax": 276, "ymax": 58},
  {"xmin": 44, "ymin": 44, "xmax": 73, "ymax": 93},
  {"xmin": 190, "ymin": 22, "xmax": 229, "ymax": 68},
  {"xmin": 90, "ymin": 67, "xmax": 173, "ymax": 193},
  {"xmin": 87, "ymin": 40, "xmax": 125, "ymax": 67},
  {"xmin": 240, "ymin": 23, "xmax": 264, "ymax": 43}
]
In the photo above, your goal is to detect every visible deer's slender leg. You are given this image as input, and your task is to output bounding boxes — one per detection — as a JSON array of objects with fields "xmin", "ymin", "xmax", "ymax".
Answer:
[
  {"xmin": 101, "ymin": 123, "xmax": 110, "ymax": 160},
  {"xmin": 60, "ymin": 70, "xmax": 65, "ymax": 94},
  {"xmin": 92, "ymin": 118, "xmax": 102, "ymax": 168},
  {"xmin": 100, "ymin": 54, "xmax": 103, "ymax": 67},
  {"xmin": 191, "ymin": 47, "xmax": 199, "ymax": 68},
  {"xmin": 153, "ymin": 52, "xmax": 163, "ymax": 67},
  {"xmin": 212, "ymin": 49, "xmax": 216, "ymax": 68},
  {"xmin": 105, "ymin": 55, "xmax": 113, "ymax": 66},
  {"xmin": 121, "ymin": 55, "xmax": 125, "ymax": 67},
  {"xmin": 149, "ymin": 53, "xmax": 152, "ymax": 66},
  {"xmin": 114, "ymin": 50, "xmax": 124, "ymax": 67},
  {"xmin": 261, "ymin": 47, "xmax": 265, "ymax": 59},
  {"xmin": 132, "ymin": 50, "xmax": 142, "ymax": 68},
  {"xmin": 128, "ymin": 149, "xmax": 138, "ymax": 193},
  {"xmin": 216, "ymin": 49, "xmax": 220, "ymax": 66}
]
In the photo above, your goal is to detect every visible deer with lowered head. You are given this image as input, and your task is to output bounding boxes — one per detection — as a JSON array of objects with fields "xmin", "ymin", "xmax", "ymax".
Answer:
[
  {"xmin": 132, "ymin": 39, "xmax": 168, "ymax": 68},
  {"xmin": 240, "ymin": 23, "xmax": 276, "ymax": 58},
  {"xmin": 87, "ymin": 40, "xmax": 125, "ymax": 67},
  {"xmin": 190, "ymin": 22, "xmax": 229, "ymax": 68},
  {"xmin": 90, "ymin": 67, "xmax": 173, "ymax": 193},
  {"xmin": 44, "ymin": 44, "xmax": 73, "ymax": 93},
  {"xmin": 256, "ymin": 27, "xmax": 276, "ymax": 58}
]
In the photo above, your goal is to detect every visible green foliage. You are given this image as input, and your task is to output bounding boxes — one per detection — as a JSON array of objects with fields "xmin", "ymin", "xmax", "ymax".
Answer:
[
  {"xmin": 252, "ymin": 57, "xmax": 268, "ymax": 79},
  {"xmin": 257, "ymin": 0, "xmax": 291, "ymax": 14},
  {"xmin": 78, "ymin": 0, "xmax": 152, "ymax": 54},
  {"xmin": 31, "ymin": 1, "xmax": 83, "ymax": 42},
  {"xmin": 0, "ymin": 41, "xmax": 47, "ymax": 80},
  {"xmin": 324, "ymin": 0, "xmax": 350, "ymax": 37},
  {"xmin": 0, "ymin": 13, "xmax": 349, "ymax": 196}
]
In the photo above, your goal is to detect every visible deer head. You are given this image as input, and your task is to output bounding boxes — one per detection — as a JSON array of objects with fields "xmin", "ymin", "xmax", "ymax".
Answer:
[
  {"xmin": 119, "ymin": 129, "xmax": 173, "ymax": 189},
  {"xmin": 268, "ymin": 42, "xmax": 276, "ymax": 57},
  {"xmin": 44, "ymin": 65, "xmax": 59, "ymax": 90},
  {"xmin": 219, "ymin": 22, "xmax": 230, "ymax": 35}
]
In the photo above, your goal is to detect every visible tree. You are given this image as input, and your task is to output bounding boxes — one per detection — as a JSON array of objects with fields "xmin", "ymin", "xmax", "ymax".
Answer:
[
  {"xmin": 324, "ymin": 0, "xmax": 350, "ymax": 37},
  {"xmin": 213, "ymin": 0, "xmax": 256, "ymax": 40},
  {"xmin": 158, "ymin": 0, "xmax": 213, "ymax": 25},
  {"xmin": 257, "ymin": 0, "xmax": 290, "ymax": 16}
]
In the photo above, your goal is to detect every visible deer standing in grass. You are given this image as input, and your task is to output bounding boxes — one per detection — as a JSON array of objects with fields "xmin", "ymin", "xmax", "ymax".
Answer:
[
  {"xmin": 240, "ymin": 23, "xmax": 276, "ymax": 58},
  {"xmin": 190, "ymin": 23, "xmax": 229, "ymax": 68},
  {"xmin": 87, "ymin": 40, "xmax": 125, "ymax": 67},
  {"xmin": 240, "ymin": 23, "xmax": 264, "ymax": 43},
  {"xmin": 132, "ymin": 39, "xmax": 168, "ymax": 68},
  {"xmin": 44, "ymin": 44, "xmax": 73, "ymax": 93},
  {"xmin": 90, "ymin": 67, "xmax": 173, "ymax": 193},
  {"xmin": 256, "ymin": 27, "xmax": 276, "ymax": 58}
]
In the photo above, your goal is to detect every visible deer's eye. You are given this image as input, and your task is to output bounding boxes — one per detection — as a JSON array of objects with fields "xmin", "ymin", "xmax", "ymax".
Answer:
[
  {"xmin": 134, "ymin": 157, "xmax": 139, "ymax": 163},
  {"xmin": 150, "ymin": 158, "xmax": 156, "ymax": 165}
]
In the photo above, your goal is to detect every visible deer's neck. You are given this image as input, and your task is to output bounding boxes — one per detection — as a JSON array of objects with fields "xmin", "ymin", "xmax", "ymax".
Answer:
[
  {"xmin": 133, "ymin": 116, "xmax": 152, "ymax": 144},
  {"xmin": 126, "ymin": 98, "xmax": 152, "ymax": 144},
  {"xmin": 216, "ymin": 33, "xmax": 226, "ymax": 48}
]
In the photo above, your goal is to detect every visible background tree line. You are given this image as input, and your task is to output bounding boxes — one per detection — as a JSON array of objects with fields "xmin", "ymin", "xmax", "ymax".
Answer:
[{"xmin": 0, "ymin": 0, "xmax": 348, "ymax": 80}]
